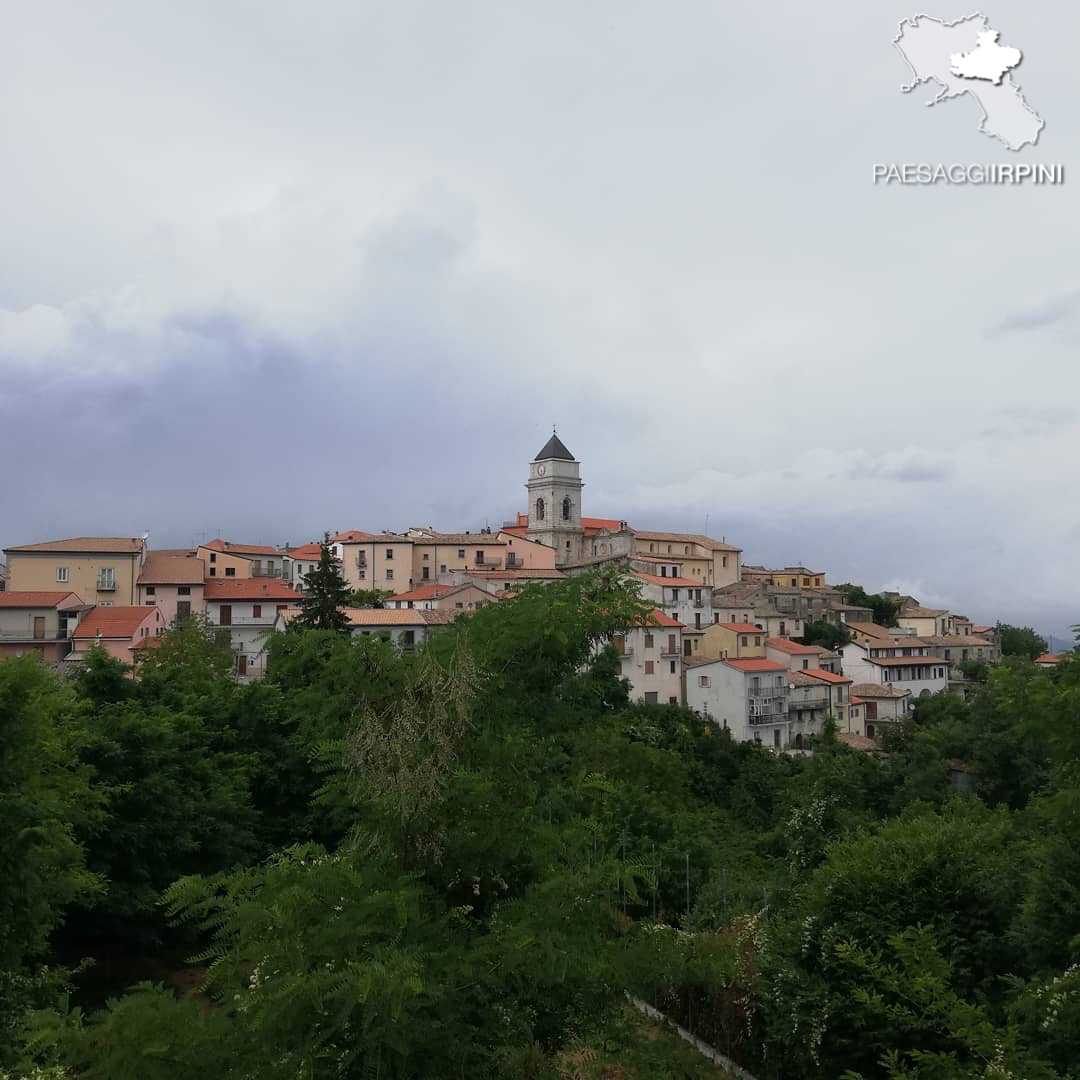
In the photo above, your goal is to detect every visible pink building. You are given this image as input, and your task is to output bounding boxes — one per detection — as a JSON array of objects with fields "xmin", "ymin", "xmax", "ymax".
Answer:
[
  {"xmin": 137, "ymin": 552, "xmax": 206, "ymax": 623},
  {"xmin": 0, "ymin": 591, "xmax": 87, "ymax": 661},
  {"xmin": 70, "ymin": 605, "xmax": 165, "ymax": 665}
]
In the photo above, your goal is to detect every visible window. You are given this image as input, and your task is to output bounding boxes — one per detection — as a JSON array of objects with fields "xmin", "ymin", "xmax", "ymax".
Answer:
[
  {"xmin": 422, "ymin": 553, "xmax": 429, "ymax": 560},
  {"xmin": 440, "ymin": 564, "xmax": 447, "ymax": 573},
  {"xmin": 385, "ymin": 548, "xmax": 394, "ymax": 559},
  {"xmin": 253, "ymin": 604, "xmax": 262, "ymax": 618},
  {"xmin": 698, "ymin": 675, "xmax": 711, "ymax": 687},
  {"xmin": 660, "ymin": 566, "xmax": 667, "ymax": 577},
  {"xmin": 422, "ymin": 567, "xmax": 430, "ymax": 580},
  {"xmin": 357, "ymin": 568, "xmax": 366, "ymax": 580},
  {"xmin": 535, "ymin": 498, "xmax": 545, "ymax": 521},
  {"xmin": 669, "ymin": 660, "xmax": 676, "ymax": 674},
  {"xmin": 669, "ymin": 696, "xmax": 678, "ymax": 705},
  {"xmin": 386, "ymin": 568, "xmax": 394, "ymax": 580},
  {"xmin": 740, "ymin": 635, "xmax": 748, "ymax": 646},
  {"xmin": 667, "ymin": 544, "xmax": 672, "ymax": 553},
  {"xmin": 209, "ymin": 552, "xmax": 216, "ymax": 563},
  {"xmin": 684, "ymin": 545, "xmax": 689, "ymax": 554},
  {"xmin": 671, "ymin": 589, "xmax": 679, "ymax": 601},
  {"xmin": 178, "ymin": 586, "xmax": 190, "ymax": 596},
  {"xmin": 402, "ymin": 630, "xmax": 415, "ymax": 647},
  {"xmin": 645, "ymin": 660, "xmax": 654, "ymax": 674},
  {"xmin": 754, "ymin": 636, "xmax": 761, "ymax": 646},
  {"xmin": 177, "ymin": 601, "xmax": 191, "ymax": 619},
  {"xmin": 145, "ymin": 585, "xmax": 156, "ymax": 596},
  {"xmin": 722, "ymin": 556, "xmax": 728, "ymax": 568},
  {"xmin": 225, "ymin": 567, "xmax": 235, "ymax": 577},
  {"xmin": 802, "ymin": 658, "xmax": 809, "ymax": 669},
  {"xmin": 219, "ymin": 605, "xmax": 232, "ymax": 626},
  {"xmin": 644, "ymin": 633, "xmax": 654, "ymax": 648},
  {"xmin": 145, "ymin": 600, "xmax": 155, "ymax": 606},
  {"xmin": 562, "ymin": 497, "xmax": 571, "ymax": 520},
  {"xmin": 455, "ymin": 602, "xmax": 464, "ymax": 609},
  {"xmin": 457, "ymin": 548, "xmax": 465, "ymax": 559},
  {"xmin": 97, "ymin": 567, "xmax": 115, "ymax": 590},
  {"xmin": 209, "ymin": 567, "xmax": 217, "ymax": 576},
  {"xmin": 56, "ymin": 566, "xmax": 68, "ymax": 582},
  {"xmin": 644, "ymin": 691, "xmax": 658, "ymax": 704},
  {"xmin": 649, "ymin": 543, "xmax": 655, "ymax": 552}
]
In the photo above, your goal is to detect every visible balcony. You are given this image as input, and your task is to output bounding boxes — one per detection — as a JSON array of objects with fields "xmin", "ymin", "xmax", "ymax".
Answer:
[
  {"xmin": 788, "ymin": 693, "xmax": 829, "ymax": 711},
  {"xmin": 0, "ymin": 629, "xmax": 70, "ymax": 641},
  {"xmin": 692, "ymin": 600, "xmax": 705, "ymax": 608},
  {"xmin": 214, "ymin": 615, "xmax": 278, "ymax": 627},
  {"xmin": 250, "ymin": 567, "xmax": 283, "ymax": 578},
  {"xmin": 96, "ymin": 579, "xmax": 116, "ymax": 592},
  {"xmin": 748, "ymin": 702, "xmax": 788, "ymax": 724}
]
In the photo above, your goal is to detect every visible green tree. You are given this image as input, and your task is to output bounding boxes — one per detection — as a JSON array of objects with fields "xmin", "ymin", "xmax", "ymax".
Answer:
[
  {"xmin": 346, "ymin": 588, "xmax": 392, "ymax": 608},
  {"xmin": 799, "ymin": 619, "xmax": 851, "ymax": 651},
  {"xmin": 835, "ymin": 584, "xmax": 900, "ymax": 627},
  {"xmin": 0, "ymin": 658, "xmax": 103, "ymax": 1059},
  {"xmin": 295, "ymin": 535, "xmax": 352, "ymax": 632},
  {"xmin": 997, "ymin": 623, "xmax": 1048, "ymax": 661}
]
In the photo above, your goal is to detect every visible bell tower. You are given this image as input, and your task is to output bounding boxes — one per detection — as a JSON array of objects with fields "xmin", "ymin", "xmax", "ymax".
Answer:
[{"xmin": 526, "ymin": 430, "xmax": 584, "ymax": 565}]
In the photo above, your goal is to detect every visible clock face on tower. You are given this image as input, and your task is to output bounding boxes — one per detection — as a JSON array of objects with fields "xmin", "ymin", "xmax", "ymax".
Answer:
[{"xmin": 537, "ymin": 464, "xmax": 546, "ymax": 476}]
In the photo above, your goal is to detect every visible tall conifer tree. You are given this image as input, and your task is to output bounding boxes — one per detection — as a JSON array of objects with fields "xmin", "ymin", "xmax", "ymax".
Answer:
[{"xmin": 295, "ymin": 534, "xmax": 352, "ymax": 632}]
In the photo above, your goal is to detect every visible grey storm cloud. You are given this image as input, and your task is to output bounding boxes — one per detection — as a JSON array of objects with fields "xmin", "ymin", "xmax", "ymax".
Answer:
[{"xmin": 2, "ymin": 0, "xmax": 1080, "ymax": 641}]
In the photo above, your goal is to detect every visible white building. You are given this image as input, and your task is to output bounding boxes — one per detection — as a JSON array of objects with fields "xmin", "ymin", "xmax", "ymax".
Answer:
[
  {"xmin": 204, "ymin": 578, "xmax": 302, "ymax": 678},
  {"xmin": 685, "ymin": 656, "xmax": 790, "ymax": 749},
  {"xmin": 274, "ymin": 606, "xmax": 453, "ymax": 652},
  {"xmin": 633, "ymin": 572, "xmax": 713, "ymax": 632},
  {"xmin": 841, "ymin": 639, "xmax": 948, "ymax": 698},
  {"xmin": 849, "ymin": 683, "xmax": 912, "ymax": 739},
  {"xmin": 608, "ymin": 610, "xmax": 684, "ymax": 705}
]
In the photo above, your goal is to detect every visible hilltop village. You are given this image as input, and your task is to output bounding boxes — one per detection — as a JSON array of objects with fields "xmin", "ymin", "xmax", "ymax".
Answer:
[{"xmin": 0, "ymin": 433, "xmax": 1032, "ymax": 751}]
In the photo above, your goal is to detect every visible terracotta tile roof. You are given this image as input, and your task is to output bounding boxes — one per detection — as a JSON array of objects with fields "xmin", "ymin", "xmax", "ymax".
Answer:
[
  {"xmin": 420, "ymin": 610, "xmax": 456, "ymax": 625},
  {"xmin": 5, "ymin": 536, "xmax": 145, "ymax": 554},
  {"xmin": 766, "ymin": 637, "xmax": 821, "ymax": 655},
  {"xmin": 139, "ymin": 553, "xmax": 206, "ymax": 585},
  {"xmin": 972, "ymin": 625, "xmax": 994, "ymax": 634},
  {"xmin": 0, "ymin": 590, "xmax": 84, "ymax": 608},
  {"xmin": 899, "ymin": 606, "xmax": 949, "ymax": 618},
  {"xmin": 203, "ymin": 539, "xmax": 282, "ymax": 558},
  {"xmin": 499, "ymin": 526, "xmax": 529, "ymax": 539},
  {"xmin": 849, "ymin": 682, "xmax": 911, "ymax": 699},
  {"xmin": 582, "ymin": 517, "xmax": 626, "ymax": 532},
  {"xmin": 74, "ymin": 606, "xmax": 157, "ymax": 639},
  {"xmin": 724, "ymin": 658, "xmax": 787, "ymax": 673},
  {"xmin": 1035, "ymin": 653, "xmax": 1060, "ymax": 665},
  {"xmin": 718, "ymin": 622, "xmax": 764, "ymax": 634},
  {"xmin": 789, "ymin": 670, "xmax": 830, "ymax": 687},
  {"xmin": 644, "ymin": 610, "xmax": 682, "ymax": 628},
  {"xmin": 633, "ymin": 572, "xmax": 699, "ymax": 587},
  {"xmin": 132, "ymin": 635, "xmax": 165, "ymax": 650},
  {"xmin": 330, "ymin": 530, "xmax": 376, "ymax": 543},
  {"xmin": 837, "ymin": 733, "xmax": 877, "ymax": 752},
  {"xmin": 683, "ymin": 656, "xmax": 721, "ymax": 668},
  {"xmin": 285, "ymin": 544, "xmax": 325, "ymax": 560},
  {"xmin": 204, "ymin": 579, "xmax": 301, "ymax": 602},
  {"xmin": 804, "ymin": 668, "xmax": 852, "ymax": 684},
  {"xmin": 847, "ymin": 622, "xmax": 894, "ymax": 639},
  {"xmin": 635, "ymin": 555, "xmax": 686, "ymax": 564},
  {"xmin": 390, "ymin": 584, "xmax": 455, "ymax": 603},
  {"xmin": 632, "ymin": 530, "xmax": 741, "ymax": 552}
]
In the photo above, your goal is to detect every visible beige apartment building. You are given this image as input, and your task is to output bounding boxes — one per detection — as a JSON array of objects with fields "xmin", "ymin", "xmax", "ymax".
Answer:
[{"xmin": 3, "ymin": 537, "xmax": 146, "ymax": 606}]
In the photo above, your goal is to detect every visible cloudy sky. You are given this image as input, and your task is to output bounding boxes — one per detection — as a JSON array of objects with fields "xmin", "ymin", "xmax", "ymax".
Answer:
[{"xmin": 2, "ymin": 1, "xmax": 1077, "ymax": 641}]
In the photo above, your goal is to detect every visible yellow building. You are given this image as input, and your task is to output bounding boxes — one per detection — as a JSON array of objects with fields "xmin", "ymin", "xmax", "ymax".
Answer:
[
  {"xmin": 631, "ymin": 531, "xmax": 741, "ymax": 588},
  {"xmin": 700, "ymin": 621, "xmax": 767, "ymax": 661},
  {"xmin": 896, "ymin": 607, "xmax": 953, "ymax": 637},
  {"xmin": 3, "ymin": 537, "xmax": 146, "ymax": 607},
  {"xmin": 768, "ymin": 566, "xmax": 826, "ymax": 589}
]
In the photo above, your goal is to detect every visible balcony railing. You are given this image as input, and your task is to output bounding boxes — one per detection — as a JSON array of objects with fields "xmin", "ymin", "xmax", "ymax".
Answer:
[
  {"xmin": 788, "ymin": 694, "xmax": 829, "ymax": 710},
  {"xmin": 214, "ymin": 616, "xmax": 279, "ymax": 627},
  {"xmin": 250, "ymin": 567, "xmax": 283, "ymax": 578},
  {"xmin": 0, "ymin": 629, "xmax": 70, "ymax": 641},
  {"xmin": 748, "ymin": 705, "xmax": 787, "ymax": 724},
  {"xmin": 96, "ymin": 579, "xmax": 116, "ymax": 591}
]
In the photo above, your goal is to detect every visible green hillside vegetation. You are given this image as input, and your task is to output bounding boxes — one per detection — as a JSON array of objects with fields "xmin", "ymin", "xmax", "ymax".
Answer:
[{"xmin": 2, "ymin": 570, "xmax": 1080, "ymax": 1079}]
